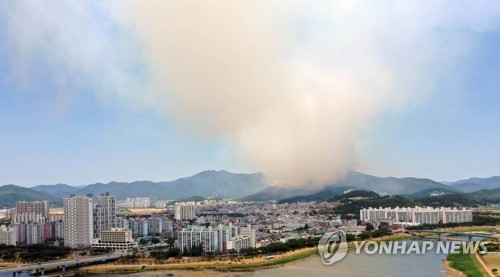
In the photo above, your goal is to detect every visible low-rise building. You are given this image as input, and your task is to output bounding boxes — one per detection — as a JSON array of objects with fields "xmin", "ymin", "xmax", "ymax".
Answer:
[
  {"xmin": 91, "ymin": 228, "xmax": 138, "ymax": 251},
  {"xmin": 227, "ymin": 236, "xmax": 250, "ymax": 253}
]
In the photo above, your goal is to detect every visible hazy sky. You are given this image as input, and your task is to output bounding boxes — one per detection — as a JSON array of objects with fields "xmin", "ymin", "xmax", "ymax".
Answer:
[{"xmin": 1, "ymin": 1, "xmax": 500, "ymax": 187}]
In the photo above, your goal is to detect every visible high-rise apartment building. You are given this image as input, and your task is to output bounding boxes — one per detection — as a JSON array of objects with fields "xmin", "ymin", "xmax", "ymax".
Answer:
[
  {"xmin": 239, "ymin": 225, "xmax": 256, "ymax": 248},
  {"xmin": 147, "ymin": 218, "xmax": 164, "ymax": 236},
  {"xmin": 227, "ymin": 236, "xmax": 251, "ymax": 253},
  {"xmin": 177, "ymin": 226, "xmax": 219, "ymax": 254},
  {"xmin": 93, "ymin": 192, "xmax": 116, "ymax": 239},
  {"xmin": 360, "ymin": 206, "xmax": 473, "ymax": 225},
  {"xmin": 64, "ymin": 194, "xmax": 93, "ymax": 248},
  {"xmin": 128, "ymin": 219, "xmax": 148, "ymax": 238},
  {"xmin": 14, "ymin": 200, "xmax": 49, "ymax": 223},
  {"xmin": 0, "ymin": 225, "xmax": 16, "ymax": 246},
  {"xmin": 124, "ymin": 197, "xmax": 150, "ymax": 208},
  {"xmin": 174, "ymin": 202, "xmax": 196, "ymax": 221},
  {"xmin": 16, "ymin": 201, "xmax": 49, "ymax": 218},
  {"xmin": 217, "ymin": 223, "xmax": 239, "ymax": 252}
]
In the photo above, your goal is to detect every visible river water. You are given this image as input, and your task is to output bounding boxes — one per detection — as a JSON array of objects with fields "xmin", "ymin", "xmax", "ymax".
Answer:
[
  {"xmin": 254, "ymin": 248, "xmax": 447, "ymax": 277},
  {"xmin": 254, "ymin": 237, "xmax": 484, "ymax": 277},
  {"xmin": 7, "ymin": 239, "xmax": 485, "ymax": 277}
]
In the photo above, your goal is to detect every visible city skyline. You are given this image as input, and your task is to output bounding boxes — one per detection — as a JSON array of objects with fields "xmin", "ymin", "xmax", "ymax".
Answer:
[{"xmin": 1, "ymin": 1, "xmax": 500, "ymax": 187}]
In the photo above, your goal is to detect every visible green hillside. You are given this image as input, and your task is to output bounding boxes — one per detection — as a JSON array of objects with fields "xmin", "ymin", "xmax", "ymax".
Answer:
[
  {"xmin": 333, "ymin": 192, "xmax": 483, "ymax": 219},
  {"xmin": 468, "ymin": 188, "xmax": 500, "ymax": 203},
  {"xmin": 0, "ymin": 185, "xmax": 62, "ymax": 208},
  {"xmin": 278, "ymin": 186, "xmax": 356, "ymax": 203},
  {"xmin": 417, "ymin": 194, "xmax": 481, "ymax": 208}
]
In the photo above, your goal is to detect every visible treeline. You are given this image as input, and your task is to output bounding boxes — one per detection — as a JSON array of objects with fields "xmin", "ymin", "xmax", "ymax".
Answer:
[
  {"xmin": 468, "ymin": 188, "xmax": 500, "ymax": 204},
  {"xmin": 90, "ymin": 247, "xmax": 113, "ymax": 255},
  {"xmin": 331, "ymin": 190, "xmax": 379, "ymax": 201},
  {"xmin": 334, "ymin": 195, "xmax": 420, "ymax": 218},
  {"xmin": 150, "ymin": 247, "xmax": 181, "ymax": 260},
  {"xmin": 484, "ymin": 243, "xmax": 500, "ymax": 252},
  {"xmin": 240, "ymin": 237, "xmax": 320, "ymax": 256},
  {"xmin": 417, "ymin": 194, "xmax": 481, "ymax": 208},
  {"xmin": 356, "ymin": 228, "xmax": 392, "ymax": 240},
  {"xmin": 0, "ymin": 244, "xmax": 71, "ymax": 262}
]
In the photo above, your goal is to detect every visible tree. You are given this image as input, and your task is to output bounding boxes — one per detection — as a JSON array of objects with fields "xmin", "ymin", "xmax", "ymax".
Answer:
[
  {"xmin": 151, "ymin": 237, "xmax": 161, "ymax": 244},
  {"xmin": 357, "ymin": 232, "xmax": 371, "ymax": 240},
  {"xmin": 346, "ymin": 234, "xmax": 356, "ymax": 241},
  {"xmin": 166, "ymin": 238, "xmax": 175, "ymax": 246},
  {"xmin": 365, "ymin": 223, "xmax": 375, "ymax": 231}
]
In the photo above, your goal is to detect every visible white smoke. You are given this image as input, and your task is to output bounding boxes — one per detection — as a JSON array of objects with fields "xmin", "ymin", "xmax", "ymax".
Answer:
[{"xmin": 2, "ymin": 1, "xmax": 500, "ymax": 187}]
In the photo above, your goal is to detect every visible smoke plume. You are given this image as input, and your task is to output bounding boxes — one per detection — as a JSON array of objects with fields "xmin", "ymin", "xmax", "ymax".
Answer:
[
  {"xmin": 121, "ymin": 1, "xmax": 486, "ymax": 188},
  {"xmin": 3, "ymin": 1, "xmax": 500, "ymax": 187}
]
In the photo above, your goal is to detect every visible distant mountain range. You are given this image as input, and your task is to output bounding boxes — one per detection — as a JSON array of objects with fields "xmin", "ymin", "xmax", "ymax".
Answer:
[
  {"xmin": 31, "ymin": 170, "xmax": 268, "ymax": 201},
  {"xmin": 468, "ymin": 187, "xmax": 500, "ymax": 203},
  {"xmin": 1, "ymin": 170, "xmax": 500, "ymax": 208},
  {"xmin": 0, "ymin": 185, "xmax": 62, "ymax": 208},
  {"xmin": 446, "ymin": 176, "xmax": 500, "ymax": 193},
  {"xmin": 241, "ymin": 172, "xmax": 460, "ymax": 202}
]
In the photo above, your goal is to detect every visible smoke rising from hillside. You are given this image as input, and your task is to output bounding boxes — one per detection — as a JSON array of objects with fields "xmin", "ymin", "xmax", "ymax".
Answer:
[
  {"xmin": 122, "ymin": 1, "xmax": 483, "ymax": 187},
  {"xmin": 3, "ymin": 1, "xmax": 500, "ymax": 187}
]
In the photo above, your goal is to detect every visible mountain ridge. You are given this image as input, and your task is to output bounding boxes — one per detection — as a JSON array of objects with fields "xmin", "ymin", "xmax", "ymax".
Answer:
[
  {"xmin": 4, "ymin": 170, "xmax": 499, "ymax": 207},
  {"xmin": 0, "ymin": 184, "xmax": 62, "ymax": 208},
  {"xmin": 242, "ymin": 171, "xmax": 460, "ymax": 202},
  {"xmin": 447, "ymin": 176, "xmax": 500, "ymax": 192},
  {"xmin": 30, "ymin": 170, "xmax": 268, "ymax": 201}
]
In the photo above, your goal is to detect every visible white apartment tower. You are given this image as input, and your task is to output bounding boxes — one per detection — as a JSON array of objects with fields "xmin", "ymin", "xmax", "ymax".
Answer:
[
  {"xmin": 64, "ymin": 194, "xmax": 93, "ymax": 248},
  {"xmin": 93, "ymin": 192, "xmax": 116, "ymax": 239},
  {"xmin": 174, "ymin": 202, "xmax": 196, "ymax": 221},
  {"xmin": 360, "ymin": 206, "xmax": 473, "ymax": 225},
  {"xmin": 177, "ymin": 226, "xmax": 219, "ymax": 253}
]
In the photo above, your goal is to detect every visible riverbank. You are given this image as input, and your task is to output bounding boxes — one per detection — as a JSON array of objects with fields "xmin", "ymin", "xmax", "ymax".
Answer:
[
  {"xmin": 74, "ymin": 233, "xmax": 415, "ymax": 275},
  {"xmin": 443, "ymin": 259, "xmax": 465, "ymax": 277},
  {"xmin": 446, "ymin": 251, "xmax": 489, "ymax": 277},
  {"xmin": 76, "ymin": 247, "xmax": 318, "ymax": 274}
]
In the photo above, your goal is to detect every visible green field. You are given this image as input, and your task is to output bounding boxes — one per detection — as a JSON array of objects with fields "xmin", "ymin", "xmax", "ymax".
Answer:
[{"xmin": 447, "ymin": 252, "xmax": 488, "ymax": 277}]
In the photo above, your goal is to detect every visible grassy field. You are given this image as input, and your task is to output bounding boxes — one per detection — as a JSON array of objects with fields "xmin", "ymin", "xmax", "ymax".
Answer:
[
  {"xmin": 378, "ymin": 234, "xmax": 414, "ymax": 241},
  {"xmin": 438, "ymin": 226, "xmax": 499, "ymax": 233},
  {"xmin": 447, "ymin": 252, "xmax": 489, "ymax": 277},
  {"xmin": 483, "ymin": 254, "xmax": 500, "ymax": 276}
]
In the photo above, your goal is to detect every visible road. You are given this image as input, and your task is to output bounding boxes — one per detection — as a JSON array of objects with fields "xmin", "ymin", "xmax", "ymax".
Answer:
[
  {"xmin": 0, "ymin": 254, "xmax": 120, "ymax": 276},
  {"xmin": 475, "ymin": 253, "xmax": 495, "ymax": 277}
]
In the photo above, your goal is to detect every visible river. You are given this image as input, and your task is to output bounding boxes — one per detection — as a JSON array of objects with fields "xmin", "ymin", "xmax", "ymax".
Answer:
[
  {"xmin": 7, "ymin": 238, "xmax": 486, "ymax": 277},
  {"xmin": 254, "ymin": 247, "xmax": 447, "ymax": 277}
]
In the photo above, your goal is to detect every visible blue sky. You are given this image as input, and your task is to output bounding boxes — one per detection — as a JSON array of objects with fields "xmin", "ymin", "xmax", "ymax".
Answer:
[{"xmin": 1, "ymin": 1, "xmax": 500, "ymax": 187}]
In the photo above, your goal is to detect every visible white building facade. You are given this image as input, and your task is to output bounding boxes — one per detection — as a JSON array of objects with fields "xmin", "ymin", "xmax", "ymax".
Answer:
[
  {"xmin": 174, "ymin": 202, "xmax": 196, "ymax": 221},
  {"xmin": 91, "ymin": 228, "xmax": 138, "ymax": 251},
  {"xmin": 177, "ymin": 226, "xmax": 219, "ymax": 254},
  {"xmin": 360, "ymin": 206, "xmax": 473, "ymax": 225},
  {"xmin": 64, "ymin": 195, "xmax": 94, "ymax": 248},
  {"xmin": 0, "ymin": 225, "xmax": 16, "ymax": 246}
]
